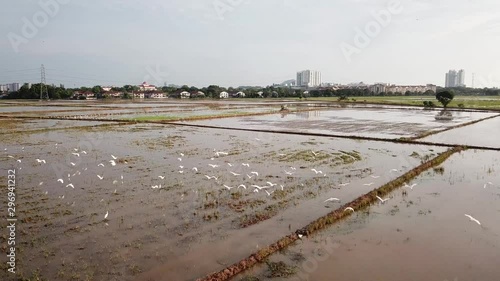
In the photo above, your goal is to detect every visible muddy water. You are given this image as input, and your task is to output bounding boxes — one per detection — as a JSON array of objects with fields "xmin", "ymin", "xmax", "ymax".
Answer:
[
  {"xmin": 242, "ymin": 149, "xmax": 500, "ymax": 281},
  {"xmin": 189, "ymin": 108, "xmax": 497, "ymax": 139},
  {"xmin": 0, "ymin": 106, "xmax": 92, "ymax": 113},
  {"xmin": 0, "ymin": 119, "xmax": 120, "ymax": 135},
  {"xmin": 0, "ymin": 121, "xmax": 445, "ymax": 281},
  {"xmin": 422, "ymin": 115, "xmax": 500, "ymax": 149}
]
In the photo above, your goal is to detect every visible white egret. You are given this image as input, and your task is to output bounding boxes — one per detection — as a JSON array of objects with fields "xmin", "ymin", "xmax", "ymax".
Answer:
[
  {"xmin": 251, "ymin": 185, "xmax": 269, "ymax": 190},
  {"xmin": 376, "ymin": 195, "xmax": 390, "ymax": 203},
  {"xmin": 215, "ymin": 151, "xmax": 229, "ymax": 157},
  {"xmin": 464, "ymin": 214, "xmax": 481, "ymax": 225},
  {"xmin": 404, "ymin": 182, "xmax": 417, "ymax": 190},
  {"xmin": 264, "ymin": 190, "xmax": 274, "ymax": 196}
]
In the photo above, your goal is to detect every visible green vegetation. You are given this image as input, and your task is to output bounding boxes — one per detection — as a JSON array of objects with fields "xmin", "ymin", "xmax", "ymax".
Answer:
[
  {"xmin": 126, "ymin": 110, "xmax": 273, "ymax": 122},
  {"xmin": 303, "ymin": 95, "xmax": 500, "ymax": 110},
  {"xmin": 436, "ymin": 90, "xmax": 455, "ymax": 108},
  {"xmin": 423, "ymin": 101, "xmax": 436, "ymax": 108},
  {"xmin": 265, "ymin": 261, "xmax": 297, "ymax": 278}
]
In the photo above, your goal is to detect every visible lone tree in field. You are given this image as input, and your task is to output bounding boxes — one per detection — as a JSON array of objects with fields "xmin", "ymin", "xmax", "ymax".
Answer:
[{"xmin": 436, "ymin": 90, "xmax": 455, "ymax": 108}]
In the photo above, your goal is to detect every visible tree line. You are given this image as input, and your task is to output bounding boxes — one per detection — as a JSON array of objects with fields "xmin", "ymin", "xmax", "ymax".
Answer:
[{"xmin": 1, "ymin": 83, "xmax": 498, "ymax": 100}]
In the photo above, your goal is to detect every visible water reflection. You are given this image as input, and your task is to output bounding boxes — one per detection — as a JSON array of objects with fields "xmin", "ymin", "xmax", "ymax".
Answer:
[
  {"xmin": 296, "ymin": 110, "xmax": 322, "ymax": 120},
  {"xmin": 435, "ymin": 109, "xmax": 454, "ymax": 121}
]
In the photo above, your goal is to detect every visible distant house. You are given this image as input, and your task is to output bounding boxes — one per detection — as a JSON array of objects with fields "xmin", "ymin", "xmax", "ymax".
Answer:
[
  {"xmin": 102, "ymin": 86, "xmax": 112, "ymax": 92},
  {"xmin": 139, "ymin": 82, "xmax": 157, "ymax": 92},
  {"xmin": 219, "ymin": 91, "xmax": 229, "ymax": 99},
  {"xmin": 230, "ymin": 91, "xmax": 245, "ymax": 98},
  {"xmin": 190, "ymin": 91, "xmax": 205, "ymax": 98},
  {"xmin": 169, "ymin": 91, "xmax": 190, "ymax": 99},
  {"xmin": 107, "ymin": 91, "xmax": 123, "ymax": 98},
  {"xmin": 74, "ymin": 91, "xmax": 96, "ymax": 99},
  {"xmin": 148, "ymin": 92, "xmax": 166, "ymax": 99},
  {"xmin": 180, "ymin": 91, "xmax": 191, "ymax": 99},
  {"xmin": 133, "ymin": 92, "xmax": 145, "ymax": 99}
]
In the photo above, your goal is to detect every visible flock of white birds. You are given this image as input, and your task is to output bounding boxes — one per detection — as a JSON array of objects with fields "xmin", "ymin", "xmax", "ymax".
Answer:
[{"xmin": 3, "ymin": 146, "xmax": 495, "ymax": 227}]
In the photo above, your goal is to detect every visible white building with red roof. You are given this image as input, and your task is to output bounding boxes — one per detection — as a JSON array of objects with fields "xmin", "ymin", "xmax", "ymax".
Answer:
[{"xmin": 139, "ymin": 82, "xmax": 157, "ymax": 92}]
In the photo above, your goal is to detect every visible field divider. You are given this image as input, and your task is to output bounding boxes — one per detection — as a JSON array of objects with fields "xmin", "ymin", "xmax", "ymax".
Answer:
[
  {"xmin": 3, "ymin": 112, "xmax": 500, "ymax": 151},
  {"xmin": 404, "ymin": 114, "xmax": 500, "ymax": 140},
  {"xmin": 196, "ymin": 146, "xmax": 465, "ymax": 281},
  {"xmin": 161, "ymin": 122, "xmax": 500, "ymax": 151}
]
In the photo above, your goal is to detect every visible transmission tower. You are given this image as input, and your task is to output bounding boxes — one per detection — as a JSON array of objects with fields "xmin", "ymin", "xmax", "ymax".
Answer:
[{"xmin": 40, "ymin": 64, "xmax": 49, "ymax": 100}]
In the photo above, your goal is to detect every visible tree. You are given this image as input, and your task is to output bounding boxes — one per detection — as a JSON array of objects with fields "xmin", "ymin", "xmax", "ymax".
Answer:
[
  {"xmin": 436, "ymin": 90, "xmax": 454, "ymax": 108},
  {"xmin": 92, "ymin": 86, "xmax": 103, "ymax": 94}
]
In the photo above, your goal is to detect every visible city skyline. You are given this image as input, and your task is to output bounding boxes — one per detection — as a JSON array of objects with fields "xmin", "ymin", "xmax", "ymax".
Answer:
[
  {"xmin": 1, "ymin": 0, "xmax": 499, "ymax": 88},
  {"xmin": 445, "ymin": 69, "xmax": 466, "ymax": 88}
]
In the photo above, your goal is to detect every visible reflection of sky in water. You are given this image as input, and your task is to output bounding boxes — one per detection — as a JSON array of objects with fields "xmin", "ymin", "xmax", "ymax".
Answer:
[
  {"xmin": 423, "ymin": 115, "xmax": 500, "ymax": 148},
  {"xmin": 190, "ymin": 108, "xmax": 497, "ymax": 139}
]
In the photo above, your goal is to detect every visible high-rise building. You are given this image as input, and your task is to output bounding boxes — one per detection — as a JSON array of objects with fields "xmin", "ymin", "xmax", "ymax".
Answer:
[
  {"xmin": 457, "ymin": 69, "xmax": 465, "ymax": 87},
  {"xmin": 445, "ymin": 69, "xmax": 465, "ymax": 87},
  {"xmin": 296, "ymin": 70, "xmax": 321, "ymax": 87},
  {"xmin": 6, "ymin": 83, "xmax": 20, "ymax": 92}
]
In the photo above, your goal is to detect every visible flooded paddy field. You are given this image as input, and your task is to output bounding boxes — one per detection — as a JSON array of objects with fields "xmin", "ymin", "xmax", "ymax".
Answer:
[
  {"xmin": 0, "ymin": 119, "xmax": 122, "ymax": 135},
  {"xmin": 0, "ymin": 120, "xmax": 444, "ymax": 281},
  {"xmin": 0, "ymin": 106, "xmax": 93, "ymax": 114},
  {"xmin": 0, "ymin": 100, "xmax": 498, "ymax": 281},
  {"xmin": 0, "ymin": 101, "xmax": 282, "ymax": 121},
  {"xmin": 188, "ymin": 107, "xmax": 497, "ymax": 139},
  {"xmin": 422, "ymin": 115, "xmax": 500, "ymax": 149},
  {"xmin": 240, "ymin": 149, "xmax": 500, "ymax": 281}
]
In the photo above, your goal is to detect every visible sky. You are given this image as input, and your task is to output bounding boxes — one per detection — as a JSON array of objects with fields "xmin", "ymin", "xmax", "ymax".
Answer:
[{"xmin": 1, "ymin": 0, "xmax": 499, "ymax": 88}]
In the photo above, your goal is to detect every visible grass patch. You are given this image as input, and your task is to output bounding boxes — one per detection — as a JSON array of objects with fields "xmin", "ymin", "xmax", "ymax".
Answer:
[{"xmin": 265, "ymin": 261, "xmax": 297, "ymax": 278}]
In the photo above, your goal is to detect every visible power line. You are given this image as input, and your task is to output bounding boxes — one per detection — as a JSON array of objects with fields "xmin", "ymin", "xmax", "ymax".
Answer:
[{"xmin": 0, "ymin": 68, "xmax": 41, "ymax": 74}]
